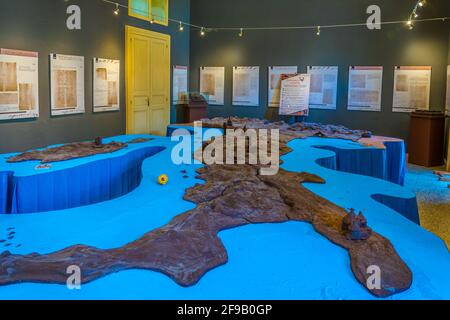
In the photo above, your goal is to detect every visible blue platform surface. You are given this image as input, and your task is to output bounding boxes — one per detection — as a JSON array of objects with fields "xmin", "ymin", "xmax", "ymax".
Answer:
[{"xmin": 0, "ymin": 133, "xmax": 448, "ymax": 300}]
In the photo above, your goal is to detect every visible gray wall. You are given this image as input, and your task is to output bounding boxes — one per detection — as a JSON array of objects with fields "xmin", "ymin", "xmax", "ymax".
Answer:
[
  {"xmin": 0, "ymin": 0, "xmax": 190, "ymax": 153},
  {"xmin": 190, "ymin": 0, "xmax": 450, "ymax": 145}
]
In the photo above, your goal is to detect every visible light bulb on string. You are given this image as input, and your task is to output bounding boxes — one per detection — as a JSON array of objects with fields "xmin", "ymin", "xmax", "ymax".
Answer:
[
  {"xmin": 239, "ymin": 28, "xmax": 244, "ymax": 37},
  {"xmin": 179, "ymin": 21, "xmax": 184, "ymax": 31},
  {"xmin": 200, "ymin": 27, "xmax": 206, "ymax": 37},
  {"xmin": 316, "ymin": 26, "xmax": 321, "ymax": 36},
  {"xmin": 113, "ymin": 3, "xmax": 120, "ymax": 15}
]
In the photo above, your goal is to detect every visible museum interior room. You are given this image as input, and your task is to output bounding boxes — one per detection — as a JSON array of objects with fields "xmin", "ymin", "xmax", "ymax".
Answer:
[{"xmin": 0, "ymin": 0, "xmax": 449, "ymax": 303}]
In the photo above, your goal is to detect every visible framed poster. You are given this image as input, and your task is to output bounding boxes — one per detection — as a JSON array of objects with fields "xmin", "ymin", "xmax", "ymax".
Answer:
[
  {"xmin": 279, "ymin": 74, "xmax": 311, "ymax": 116},
  {"xmin": 173, "ymin": 65, "xmax": 188, "ymax": 104},
  {"xmin": 0, "ymin": 48, "xmax": 39, "ymax": 120},
  {"xmin": 93, "ymin": 58, "xmax": 120, "ymax": 113},
  {"xmin": 393, "ymin": 66, "xmax": 432, "ymax": 113},
  {"xmin": 50, "ymin": 54, "xmax": 85, "ymax": 116},
  {"xmin": 268, "ymin": 66, "xmax": 298, "ymax": 108},
  {"xmin": 347, "ymin": 66, "xmax": 383, "ymax": 112},
  {"xmin": 200, "ymin": 67, "xmax": 225, "ymax": 105},
  {"xmin": 307, "ymin": 66, "xmax": 338, "ymax": 110},
  {"xmin": 232, "ymin": 66, "xmax": 259, "ymax": 107}
]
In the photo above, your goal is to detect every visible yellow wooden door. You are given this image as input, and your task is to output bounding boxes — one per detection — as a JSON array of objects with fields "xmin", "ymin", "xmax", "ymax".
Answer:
[{"xmin": 126, "ymin": 26, "xmax": 170, "ymax": 135}]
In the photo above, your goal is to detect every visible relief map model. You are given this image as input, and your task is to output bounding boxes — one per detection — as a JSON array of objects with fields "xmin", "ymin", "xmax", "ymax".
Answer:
[{"xmin": 0, "ymin": 118, "xmax": 412, "ymax": 297}]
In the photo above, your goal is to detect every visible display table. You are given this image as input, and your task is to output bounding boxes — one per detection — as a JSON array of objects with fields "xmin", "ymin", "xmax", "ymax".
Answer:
[
  {"xmin": 0, "ymin": 136, "xmax": 165, "ymax": 214},
  {"xmin": 0, "ymin": 133, "xmax": 448, "ymax": 300}
]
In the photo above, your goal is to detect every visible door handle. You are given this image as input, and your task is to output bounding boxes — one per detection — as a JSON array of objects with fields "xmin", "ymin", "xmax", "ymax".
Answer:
[{"xmin": 147, "ymin": 97, "xmax": 150, "ymax": 107}]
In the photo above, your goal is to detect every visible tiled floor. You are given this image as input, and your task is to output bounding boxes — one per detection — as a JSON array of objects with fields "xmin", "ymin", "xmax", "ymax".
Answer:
[{"xmin": 405, "ymin": 164, "xmax": 450, "ymax": 249}]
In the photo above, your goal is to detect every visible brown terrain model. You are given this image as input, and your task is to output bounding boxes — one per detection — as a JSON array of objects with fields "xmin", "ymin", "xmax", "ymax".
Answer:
[
  {"xmin": 7, "ymin": 137, "xmax": 153, "ymax": 163},
  {"xmin": 0, "ymin": 120, "xmax": 412, "ymax": 297}
]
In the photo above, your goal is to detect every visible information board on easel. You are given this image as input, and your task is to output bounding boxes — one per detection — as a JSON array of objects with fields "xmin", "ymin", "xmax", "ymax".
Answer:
[{"xmin": 279, "ymin": 74, "xmax": 311, "ymax": 117}]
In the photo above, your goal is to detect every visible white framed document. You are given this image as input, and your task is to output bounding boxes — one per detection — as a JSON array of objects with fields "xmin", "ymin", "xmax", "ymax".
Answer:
[
  {"xmin": 307, "ymin": 66, "xmax": 338, "ymax": 110},
  {"xmin": 0, "ymin": 48, "xmax": 39, "ymax": 121},
  {"xmin": 233, "ymin": 66, "xmax": 260, "ymax": 107},
  {"xmin": 347, "ymin": 66, "xmax": 383, "ymax": 112},
  {"xmin": 279, "ymin": 74, "xmax": 311, "ymax": 116},
  {"xmin": 50, "ymin": 54, "xmax": 85, "ymax": 116},
  {"xmin": 173, "ymin": 65, "xmax": 188, "ymax": 104},
  {"xmin": 93, "ymin": 58, "xmax": 120, "ymax": 113},
  {"xmin": 200, "ymin": 67, "xmax": 225, "ymax": 105},
  {"xmin": 268, "ymin": 66, "xmax": 298, "ymax": 108},
  {"xmin": 393, "ymin": 66, "xmax": 431, "ymax": 113}
]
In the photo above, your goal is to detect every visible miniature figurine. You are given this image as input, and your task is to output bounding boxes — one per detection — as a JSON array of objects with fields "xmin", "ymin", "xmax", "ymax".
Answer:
[
  {"xmin": 342, "ymin": 209, "xmax": 372, "ymax": 241},
  {"xmin": 94, "ymin": 137, "xmax": 103, "ymax": 147}
]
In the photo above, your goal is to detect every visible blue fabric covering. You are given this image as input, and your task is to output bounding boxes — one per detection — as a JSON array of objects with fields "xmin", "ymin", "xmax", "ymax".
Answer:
[
  {"xmin": 308, "ymin": 141, "xmax": 418, "ymax": 224},
  {"xmin": 0, "ymin": 171, "xmax": 12, "ymax": 214},
  {"xmin": 371, "ymin": 194, "xmax": 420, "ymax": 225},
  {"xmin": 314, "ymin": 140, "xmax": 406, "ymax": 186},
  {"xmin": 384, "ymin": 141, "xmax": 407, "ymax": 186}
]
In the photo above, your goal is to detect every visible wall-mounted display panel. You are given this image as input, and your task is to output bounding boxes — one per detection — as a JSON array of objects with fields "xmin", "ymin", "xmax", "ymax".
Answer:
[
  {"xmin": 0, "ymin": 48, "xmax": 39, "ymax": 121},
  {"xmin": 50, "ymin": 54, "xmax": 85, "ymax": 116},
  {"xmin": 347, "ymin": 66, "xmax": 383, "ymax": 112},
  {"xmin": 307, "ymin": 66, "xmax": 338, "ymax": 110},
  {"xmin": 173, "ymin": 65, "xmax": 188, "ymax": 104},
  {"xmin": 232, "ymin": 66, "xmax": 259, "ymax": 107},
  {"xmin": 393, "ymin": 66, "xmax": 431, "ymax": 113},
  {"xmin": 200, "ymin": 67, "xmax": 225, "ymax": 106},
  {"xmin": 93, "ymin": 58, "xmax": 120, "ymax": 113},
  {"xmin": 268, "ymin": 66, "xmax": 298, "ymax": 108}
]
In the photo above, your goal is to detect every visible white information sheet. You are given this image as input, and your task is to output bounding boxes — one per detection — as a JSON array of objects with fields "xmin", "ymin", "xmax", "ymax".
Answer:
[
  {"xmin": 446, "ymin": 66, "xmax": 450, "ymax": 115},
  {"xmin": 233, "ymin": 66, "xmax": 260, "ymax": 107},
  {"xmin": 307, "ymin": 66, "xmax": 338, "ymax": 110},
  {"xmin": 279, "ymin": 74, "xmax": 311, "ymax": 116},
  {"xmin": 200, "ymin": 67, "xmax": 225, "ymax": 105},
  {"xmin": 50, "ymin": 54, "xmax": 85, "ymax": 116},
  {"xmin": 0, "ymin": 48, "xmax": 39, "ymax": 120},
  {"xmin": 93, "ymin": 58, "xmax": 120, "ymax": 113},
  {"xmin": 268, "ymin": 66, "xmax": 298, "ymax": 108},
  {"xmin": 393, "ymin": 66, "xmax": 431, "ymax": 113},
  {"xmin": 347, "ymin": 66, "xmax": 383, "ymax": 112},
  {"xmin": 173, "ymin": 65, "xmax": 188, "ymax": 104}
]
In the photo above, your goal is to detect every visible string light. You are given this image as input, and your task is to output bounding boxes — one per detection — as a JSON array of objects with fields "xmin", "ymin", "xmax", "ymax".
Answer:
[
  {"xmin": 316, "ymin": 26, "xmax": 321, "ymax": 36},
  {"xmin": 113, "ymin": 3, "xmax": 119, "ymax": 15},
  {"xmin": 407, "ymin": 0, "xmax": 427, "ymax": 30},
  {"xmin": 100, "ymin": 0, "xmax": 447, "ymax": 37},
  {"xmin": 238, "ymin": 28, "xmax": 244, "ymax": 37}
]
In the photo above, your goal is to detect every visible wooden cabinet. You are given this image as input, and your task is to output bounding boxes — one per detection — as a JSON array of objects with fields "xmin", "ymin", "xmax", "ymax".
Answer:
[{"xmin": 408, "ymin": 111, "xmax": 445, "ymax": 167}]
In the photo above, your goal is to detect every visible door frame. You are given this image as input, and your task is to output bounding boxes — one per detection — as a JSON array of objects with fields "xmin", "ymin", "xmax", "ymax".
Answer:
[{"xmin": 125, "ymin": 25, "xmax": 171, "ymax": 134}]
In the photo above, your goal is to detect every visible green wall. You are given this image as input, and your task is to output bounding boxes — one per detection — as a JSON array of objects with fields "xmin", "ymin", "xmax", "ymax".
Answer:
[
  {"xmin": 190, "ymin": 0, "xmax": 450, "ymax": 145},
  {"xmin": 0, "ymin": 0, "xmax": 190, "ymax": 153}
]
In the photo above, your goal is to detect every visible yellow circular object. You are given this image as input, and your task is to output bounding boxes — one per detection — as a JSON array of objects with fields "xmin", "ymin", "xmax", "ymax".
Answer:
[{"xmin": 158, "ymin": 174, "xmax": 169, "ymax": 185}]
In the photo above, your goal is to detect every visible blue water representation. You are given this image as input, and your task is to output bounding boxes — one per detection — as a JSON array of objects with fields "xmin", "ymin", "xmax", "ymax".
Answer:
[{"xmin": 0, "ymin": 134, "xmax": 448, "ymax": 300}]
